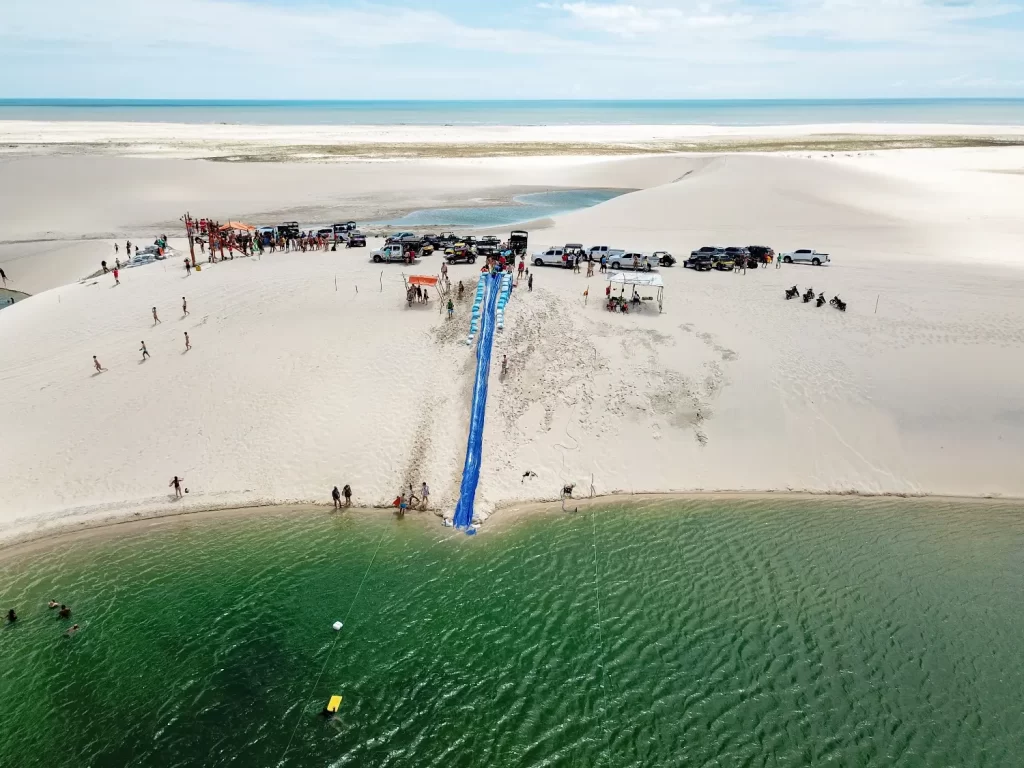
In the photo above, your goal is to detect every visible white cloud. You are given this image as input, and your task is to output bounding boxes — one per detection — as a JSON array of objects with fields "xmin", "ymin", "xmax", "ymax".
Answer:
[
  {"xmin": 0, "ymin": 0, "xmax": 1022, "ymax": 97},
  {"xmin": 552, "ymin": 0, "xmax": 1022, "ymax": 45}
]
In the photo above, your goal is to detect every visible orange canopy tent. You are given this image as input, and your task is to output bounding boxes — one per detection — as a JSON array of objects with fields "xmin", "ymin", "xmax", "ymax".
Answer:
[
  {"xmin": 219, "ymin": 221, "xmax": 256, "ymax": 232},
  {"xmin": 407, "ymin": 275, "xmax": 438, "ymax": 287}
]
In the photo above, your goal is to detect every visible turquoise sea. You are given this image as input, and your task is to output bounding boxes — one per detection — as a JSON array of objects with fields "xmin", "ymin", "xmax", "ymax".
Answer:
[
  {"xmin": 1, "ymin": 498, "xmax": 1022, "ymax": 767},
  {"xmin": 2, "ymin": 99, "xmax": 1024, "ymax": 126}
]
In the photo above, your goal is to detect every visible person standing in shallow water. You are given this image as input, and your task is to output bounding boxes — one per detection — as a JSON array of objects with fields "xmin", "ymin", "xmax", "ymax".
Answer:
[
  {"xmin": 332, "ymin": 486, "xmax": 341, "ymax": 509},
  {"xmin": 343, "ymin": 484, "xmax": 352, "ymax": 507},
  {"xmin": 5, "ymin": 608, "xmax": 16, "ymax": 623}
]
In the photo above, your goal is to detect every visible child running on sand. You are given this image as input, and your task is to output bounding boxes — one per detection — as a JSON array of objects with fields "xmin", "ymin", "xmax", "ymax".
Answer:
[
  {"xmin": 93, "ymin": 356, "xmax": 104, "ymax": 373},
  {"xmin": 140, "ymin": 341, "xmax": 150, "ymax": 360}
]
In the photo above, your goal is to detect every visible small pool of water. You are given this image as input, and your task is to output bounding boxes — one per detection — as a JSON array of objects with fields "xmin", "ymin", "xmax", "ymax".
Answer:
[{"xmin": 372, "ymin": 188, "xmax": 627, "ymax": 228}]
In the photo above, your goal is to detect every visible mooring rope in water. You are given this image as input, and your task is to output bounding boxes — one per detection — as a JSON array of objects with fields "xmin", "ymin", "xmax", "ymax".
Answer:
[
  {"xmin": 591, "ymin": 507, "xmax": 611, "ymax": 766},
  {"xmin": 277, "ymin": 524, "xmax": 389, "ymax": 766}
]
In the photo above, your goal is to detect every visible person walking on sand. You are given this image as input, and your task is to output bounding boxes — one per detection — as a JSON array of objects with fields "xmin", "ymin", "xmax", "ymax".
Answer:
[
  {"xmin": 140, "ymin": 341, "xmax": 150, "ymax": 361},
  {"xmin": 501, "ymin": 354, "xmax": 508, "ymax": 376},
  {"xmin": 126, "ymin": 239, "xmax": 131, "ymax": 255},
  {"xmin": 332, "ymin": 486, "xmax": 341, "ymax": 509},
  {"xmin": 343, "ymin": 484, "xmax": 352, "ymax": 507},
  {"xmin": 447, "ymin": 298, "xmax": 454, "ymax": 319},
  {"xmin": 93, "ymin": 355, "xmax": 105, "ymax": 373},
  {"xmin": 184, "ymin": 257, "xmax": 191, "ymax": 276},
  {"xmin": 528, "ymin": 273, "xmax": 534, "ymax": 292},
  {"xmin": 184, "ymin": 332, "xmax": 191, "ymax": 351},
  {"xmin": 152, "ymin": 307, "xmax": 161, "ymax": 324},
  {"xmin": 112, "ymin": 267, "xmax": 120, "ymax": 286},
  {"xmin": 170, "ymin": 475, "xmax": 183, "ymax": 499},
  {"xmin": 182, "ymin": 297, "xmax": 189, "ymax": 316}
]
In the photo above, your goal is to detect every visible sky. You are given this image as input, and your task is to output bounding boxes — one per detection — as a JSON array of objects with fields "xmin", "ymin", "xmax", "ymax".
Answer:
[{"xmin": 1, "ymin": 0, "xmax": 1023, "ymax": 99}]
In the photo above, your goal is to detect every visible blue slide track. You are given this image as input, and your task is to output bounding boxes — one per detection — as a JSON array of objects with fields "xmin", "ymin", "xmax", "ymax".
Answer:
[{"xmin": 453, "ymin": 273, "xmax": 503, "ymax": 528}]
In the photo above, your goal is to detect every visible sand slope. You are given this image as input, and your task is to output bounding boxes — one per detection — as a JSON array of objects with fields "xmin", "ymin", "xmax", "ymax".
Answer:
[{"xmin": 1, "ymin": 149, "xmax": 1023, "ymax": 541}]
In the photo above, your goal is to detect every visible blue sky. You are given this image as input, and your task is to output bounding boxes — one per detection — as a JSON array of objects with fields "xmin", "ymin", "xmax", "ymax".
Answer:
[{"xmin": 2, "ymin": 0, "xmax": 1023, "ymax": 98}]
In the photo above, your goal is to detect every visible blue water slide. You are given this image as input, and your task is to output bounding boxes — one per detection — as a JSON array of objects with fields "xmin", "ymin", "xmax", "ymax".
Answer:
[{"xmin": 453, "ymin": 273, "xmax": 502, "ymax": 528}]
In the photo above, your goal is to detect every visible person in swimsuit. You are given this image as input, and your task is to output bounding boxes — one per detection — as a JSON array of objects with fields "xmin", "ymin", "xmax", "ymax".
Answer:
[
  {"xmin": 170, "ymin": 476, "xmax": 183, "ymax": 498},
  {"xmin": 184, "ymin": 332, "xmax": 191, "ymax": 351},
  {"xmin": 398, "ymin": 493, "xmax": 408, "ymax": 517},
  {"xmin": 58, "ymin": 605, "xmax": 71, "ymax": 619},
  {"xmin": 6, "ymin": 608, "xmax": 16, "ymax": 623},
  {"xmin": 140, "ymin": 341, "xmax": 149, "ymax": 360},
  {"xmin": 65, "ymin": 624, "xmax": 80, "ymax": 638},
  {"xmin": 93, "ymin": 356, "xmax": 104, "ymax": 373},
  {"xmin": 152, "ymin": 307, "xmax": 161, "ymax": 324},
  {"xmin": 48, "ymin": 600, "xmax": 59, "ymax": 609},
  {"xmin": 182, "ymin": 297, "xmax": 189, "ymax": 316}
]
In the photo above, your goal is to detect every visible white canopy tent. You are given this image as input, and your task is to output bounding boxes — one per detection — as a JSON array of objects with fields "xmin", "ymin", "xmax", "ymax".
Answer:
[{"xmin": 606, "ymin": 271, "xmax": 664, "ymax": 313}]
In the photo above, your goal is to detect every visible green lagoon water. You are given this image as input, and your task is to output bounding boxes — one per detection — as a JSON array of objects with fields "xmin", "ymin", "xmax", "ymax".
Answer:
[{"xmin": 1, "ymin": 498, "xmax": 1022, "ymax": 767}]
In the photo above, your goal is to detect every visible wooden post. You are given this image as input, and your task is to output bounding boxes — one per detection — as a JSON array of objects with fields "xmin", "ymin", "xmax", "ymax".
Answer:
[{"xmin": 185, "ymin": 211, "xmax": 196, "ymax": 267}]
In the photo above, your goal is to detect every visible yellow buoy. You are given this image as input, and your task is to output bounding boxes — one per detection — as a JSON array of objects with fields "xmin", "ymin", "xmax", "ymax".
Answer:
[{"xmin": 326, "ymin": 695, "xmax": 342, "ymax": 713}]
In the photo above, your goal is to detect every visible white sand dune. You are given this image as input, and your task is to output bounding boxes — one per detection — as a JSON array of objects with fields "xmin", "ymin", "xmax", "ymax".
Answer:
[{"xmin": 1, "ymin": 147, "xmax": 1023, "ymax": 542}]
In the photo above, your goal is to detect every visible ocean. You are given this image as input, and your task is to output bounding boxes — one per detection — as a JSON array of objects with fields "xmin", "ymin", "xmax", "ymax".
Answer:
[
  {"xmin": 1, "ymin": 498, "xmax": 1021, "ymax": 767},
  {"xmin": 2, "ymin": 99, "xmax": 1024, "ymax": 126}
]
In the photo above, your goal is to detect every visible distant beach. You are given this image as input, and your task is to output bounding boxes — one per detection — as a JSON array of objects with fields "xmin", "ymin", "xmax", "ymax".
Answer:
[{"xmin": 4, "ymin": 98, "xmax": 1024, "ymax": 126}]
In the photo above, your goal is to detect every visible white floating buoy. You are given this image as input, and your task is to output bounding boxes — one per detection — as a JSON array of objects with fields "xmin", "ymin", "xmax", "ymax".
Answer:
[{"xmin": 332, "ymin": 621, "xmax": 343, "ymax": 631}]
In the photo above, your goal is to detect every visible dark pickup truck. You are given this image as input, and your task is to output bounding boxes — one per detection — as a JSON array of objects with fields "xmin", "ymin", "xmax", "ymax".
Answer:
[{"xmin": 683, "ymin": 253, "xmax": 714, "ymax": 271}]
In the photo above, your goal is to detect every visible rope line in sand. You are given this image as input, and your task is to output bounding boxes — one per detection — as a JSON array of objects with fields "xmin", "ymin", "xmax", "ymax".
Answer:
[{"xmin": 277, "ymin": 524, "xmax": 388, "ymax": 766}]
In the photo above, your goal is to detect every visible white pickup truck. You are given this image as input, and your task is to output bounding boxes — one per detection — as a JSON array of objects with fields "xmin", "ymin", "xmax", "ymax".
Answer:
[
  {"xmin": 371, "ymin": 243, "xmax": 418, "ymax": 264},
  {"xmin": 609, "ymin": 252, "xmax": 659, "ymax": 271},
  {"xmin": 589, "ymin": 245, "xmax": 625, "ymax": 261},
  {"xmin": 780, "ymin": 249, "xmax": 830, "ymax": 266},
  {"xmin": 532, "ymin": 247, "xmax": 568, "ymax": 267}
]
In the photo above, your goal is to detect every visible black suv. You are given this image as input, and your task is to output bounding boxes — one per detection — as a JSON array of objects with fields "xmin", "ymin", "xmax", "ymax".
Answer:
[{"xmin": 683, "ymin": 253, "xmax": 714, "ymax": 271}]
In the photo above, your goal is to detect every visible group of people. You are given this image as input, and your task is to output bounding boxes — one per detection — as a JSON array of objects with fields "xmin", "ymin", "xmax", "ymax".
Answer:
[
  {"xmin": 92, "ymin": 297, "xmax": 191, "ymax": 374},
  {"xmin": 6, "ymin": 600, "xmax": 79, "ymax": 637},
  {"xmin": 393, "ymin": 483, "xmax": 430, "ymax": 516}
]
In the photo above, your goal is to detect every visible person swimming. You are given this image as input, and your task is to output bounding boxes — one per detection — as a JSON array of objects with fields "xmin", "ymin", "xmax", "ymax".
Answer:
[
  {"xmin": 6, "ymin": 608, "xmax": 16, "ymax": 623},
  {"xmin": 48, "ymin": 600, "xmax": 59, "ymax": 609},
  {"xmin": 65, "ymin": 624, "xmax": 80, "ymax": 638},
  {"xmin": 58, "ymin": 604, "xmax": 71, "ymax": 619}
]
